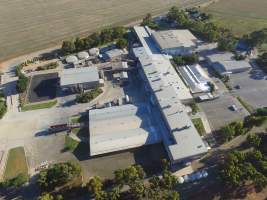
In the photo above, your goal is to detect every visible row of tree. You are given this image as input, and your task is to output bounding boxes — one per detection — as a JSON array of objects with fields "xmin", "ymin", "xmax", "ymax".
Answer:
[
  {"xmin": 61, "ymin": 26, "xmax": 128, "ymax": 55},
  {"xmin": 88, "ymin": 164, "xmax": 179, "ymax": 200},
  {"xmin": 220, "ymin": 108, "xmax": 267, "ymax": 142},
  {"xmin": 220, "ymin": 133, "xmax": 267, "ymax": 191}
]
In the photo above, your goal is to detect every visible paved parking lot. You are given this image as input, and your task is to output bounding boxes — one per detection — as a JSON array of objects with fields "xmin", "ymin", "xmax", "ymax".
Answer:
[
  {"xmin": 25, "ymin": 133, "xmax": 167, "ymax": 181},
  {"xmin": 199, "ymin": 92, "xmax": 249, "ymax": 131},
  {"xmin": 229, "ymin": 64, "xmax": 267, "ymax": 109}
]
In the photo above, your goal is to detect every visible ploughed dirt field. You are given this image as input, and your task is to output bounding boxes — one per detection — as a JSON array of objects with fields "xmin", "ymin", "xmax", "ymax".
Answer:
[{"xmin": 0, "ymin": 0, "xmax": 211, "ymax": 62}]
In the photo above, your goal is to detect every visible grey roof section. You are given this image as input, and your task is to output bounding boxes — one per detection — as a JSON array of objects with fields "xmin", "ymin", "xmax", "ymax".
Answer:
[
  {"xmin": 105, "ymin": 49, "xmax": 126, "ymax": 59},
  {"xmin": 152, "ymin": 30, "xmax": 197, "ymax": 50},
  {"xmin": 133, "ymin": 26, "xmax": 207, "ymax": 162},
  {"xmin": 207, "ymin": 52, "xmax": 252, "ymax": 74},
  {"xmin": 60, "ymin": 66, "xmax": 99, "ymax": 86},
  {"xmin": 89, "ymin": 104, "xmax": 161, "ymax": 156}
]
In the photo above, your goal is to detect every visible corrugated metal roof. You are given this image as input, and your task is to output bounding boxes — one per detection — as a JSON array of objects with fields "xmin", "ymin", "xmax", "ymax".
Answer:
[
  {"xmin": 89, "ymin": 104, "xmax": 161, "ymax": 156},
  {"xmin": 133, "ymin": 26, "xmax": 207, "ymax": 162},
  {"xmin": 60, "ymin": 66, "xmax": 99, "ymax": 86},
  {"xmin": 152, "ymin": 30, "xmax": 197, "ymax": 50}
]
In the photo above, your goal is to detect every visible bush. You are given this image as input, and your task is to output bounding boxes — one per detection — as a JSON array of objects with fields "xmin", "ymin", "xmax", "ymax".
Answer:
[
  {"xmin": 116, "ymin": 38, "xmax": 128, "ymax": 49},
  {"xmin": 0, "ymin": 100, "xmax": 7, "ymax": 119},
  {"xmin": 37, "ymin": 161, "xmax": 81, "ymax": 191},
  {"xmin": 36, "ymin": 62, "xmax": 59, "ymax": 71},
  {"xmin": 2, "ymin": 173, "xmax": 29, "ymax": 188},
  {"xmin": 76, "ymin": 88, "xmax": 102, "ymax": 103},
  {"xmin": 173, "ymin": 54, "xmax": 199, "ymax": 66},
  {"xmin": 247, "ymin": 134, "xmax": 261, "ymax": 148},
  {"xmin": 16, "ymin": 74, "xmax": 29, "ymax": 93}
]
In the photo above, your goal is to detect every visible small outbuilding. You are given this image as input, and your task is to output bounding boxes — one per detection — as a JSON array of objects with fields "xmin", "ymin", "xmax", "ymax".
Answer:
[
  {"xmin": 60, "ymin": 66, "xmax": 101, "ymax": 92},
  {"xmin": 207, "ymin": 52, "xmax": 252, "ymax": 76}
]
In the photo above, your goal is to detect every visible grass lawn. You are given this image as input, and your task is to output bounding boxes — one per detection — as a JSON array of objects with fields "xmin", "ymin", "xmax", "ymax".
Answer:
[
  {"xmin": 203, "ymin": 0, "xmax": 267, "ymax": 36},
  {"xmin": 71, "ymin": 127, "xmax": 88, "ymax": 138},
  {"xmin": 70, "ymin": 114, "xmax": 88, "ymax": 124},
  {"xmin": 236, "ymin": 96, "xmax": 254, "ymax": 114},
  {"xmin": 192, "ymin": 118, "xmax": 206, "ymax": 136},
  {"xmin": 65, "ymin": 136, "xmax": 79, "ymax": 152},
  {"xmin": 21, "ymin": 99, "xmax": 57, "ymax": 111},
  {"xmin": 4, "ymin": 147, "xmax": 28, "ymax": 180}
]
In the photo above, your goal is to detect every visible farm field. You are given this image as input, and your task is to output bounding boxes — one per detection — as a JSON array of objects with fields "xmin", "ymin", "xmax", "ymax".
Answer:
[
  {"xmin": 0, "ymin": 0, "xmax": 211, "ymax": 62},
  {"xmin": 204, "ymin": 0, "xmax": 267, "ymax": 36}
]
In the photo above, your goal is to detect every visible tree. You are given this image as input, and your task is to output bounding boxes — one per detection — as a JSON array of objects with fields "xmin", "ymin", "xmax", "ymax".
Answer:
[
  {"xmin": 161, "ymin": 171, "xmax": 177, "ymax": 190},
  {"xmin": 129, "ymin": 181, "xmax": 145, "ymax": 199},
  {"xmin": 218, "ymin": 37, "xmax": 237, "ymax": 51},
  {"xmin": 247, "ymin": 134, "xmax": 261, "ymax": 148},
  {"xmin": 37, "ymin": 193, "xmax": 54, "ymax": 200},
  {"xmin": 247, "ymin": 28, "xmax": 267, "ymax": 48},
  {"xmin": 221, "ymin": 125, "xmax": 235, "ymax": 142},
  {"xmin": 167, "ymin": 7, "xmax": 189, "ymax": 27},
  {"xmin": 37, "ymin": 161, "xmax": 81, "ymax": 191},
  {"xmin": 141, "ymin": 13, "xmax": 159, "ymax": 29},
  {"xmin": 88, "ymin": 176, "xmax": 103, "ymax": 197},
  {"xmin": 16, "ymin": 74, "xmax": 29, "ymax": 93},
  {"xmin": 116, "ymin": 38, "xmax": 127, "ymax": 49},
  {"xmin": 207, "ymin": 82, "xmax": 215, "ymax": 94},
  {"xmin": 108, "ymin": 186, "xmax": 120, "ymax": 200},
  {"xmin": 74, "ymin": 37, "xmax": 85, "ymax": 51},
  {"xmin": 100, "ymin": 28, "xmax": 113, "ymax": 43},
  {"xmin": 112, "ymin": 26, "xmax": 126, "ymax": 38},
  {"xmin": 61, "ymin": 40, "xmax": 75, "ymax": 55}
]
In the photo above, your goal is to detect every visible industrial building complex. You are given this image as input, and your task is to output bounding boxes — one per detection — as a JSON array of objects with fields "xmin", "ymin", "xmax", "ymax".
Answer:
[{"xmin": 132, "ymin": 26, "xmax": 208, "ymax": 163}]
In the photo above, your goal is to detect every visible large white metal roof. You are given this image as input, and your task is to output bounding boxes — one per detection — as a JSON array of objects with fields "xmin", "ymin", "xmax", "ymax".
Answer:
[
  {"xmin": 207, "ymin": 52, "xmax": 252, "ymax": 75},
  {"xmin": 89, "ymin": 104, "xmax": 161, "ymax": 156},
  {"xmin": 133, "ymin": 26, "xmax": 207, "ymax": 162},
  {"xmin": 152, "ymin": 29, "xmax": 197, "ymax": 50},
  {"xmin": 60, "ymin": 66, "xmax": 99, "ymax": 86},
  {"xmin": 179, "ymin": 64, "xmax": 211, "ymax": 93}
]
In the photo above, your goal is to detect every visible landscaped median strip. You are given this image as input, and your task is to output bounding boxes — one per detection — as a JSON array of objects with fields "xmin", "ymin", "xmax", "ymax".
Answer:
[
  {"xmin": 236, "ymin": 96, "xmax": 254, "ymax": 114},
  {"xmin": 21, "ymin": 99, "xmax": 57, "ymax": 112},
  {"xmin": 192, "ymin": 118, "xmax": 206, "ymax": 136}
]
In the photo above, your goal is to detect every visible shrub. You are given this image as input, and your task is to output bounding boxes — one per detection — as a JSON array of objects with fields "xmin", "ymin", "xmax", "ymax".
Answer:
[
  {"xmin": 16, "ymin": 75, "xmax": 29, "ymax": 93},
  {"xmin": 37, "ymin": 161, "xmax": 81, "ymax": 191},
  {"xmin": 2, "ymin": 173, "xmax": 29, "ymax": 188},
  {"xmin": 76, "ymin": 88, "xmax": 102, "ymax": 103},
  {"xmin": 0, "ymin": 100, "xmax": 7, "ymax": 119}
]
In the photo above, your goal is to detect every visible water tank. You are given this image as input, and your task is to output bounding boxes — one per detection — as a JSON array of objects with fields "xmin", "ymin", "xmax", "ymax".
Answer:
[
  {"xmin": 77, "ymin": 51, "xmax": 89, "ymax": 60},
  {"xmin": 66, "ymin": 55, "xmax": 78, "ymax": 64},
  {"xmin": 89, "ymin": 48, "xmax": 100, "ymax": 56}
]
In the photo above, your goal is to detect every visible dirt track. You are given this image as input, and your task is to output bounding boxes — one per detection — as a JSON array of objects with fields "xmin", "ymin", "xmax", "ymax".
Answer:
[{"xmin": 0, "ymin": 0, "xmax": 212, "ymax": 63}]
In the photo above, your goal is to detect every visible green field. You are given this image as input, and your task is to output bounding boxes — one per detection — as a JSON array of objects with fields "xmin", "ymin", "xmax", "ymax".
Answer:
[
  {"xmin": 204, "ymin": 0, "xmax": 267, "ymax": 36},
  {"xmin": 4, "ymin": 147, "xmax": 28, "ymax": 180},
  {"xmin": 21, "ymin": 99, "xmax": 57, "ymax": 112}
]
